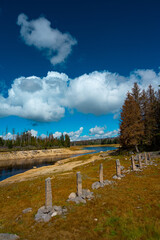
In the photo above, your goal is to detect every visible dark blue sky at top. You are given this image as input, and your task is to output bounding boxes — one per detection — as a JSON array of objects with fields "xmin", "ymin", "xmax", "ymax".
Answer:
[
  {"xmin": 0, "ymin": 0, "xmax": 160, "ymax": 138},
  {"xmin": 1, "ymin": 0, "xmax": 160, "ymax": 87}
]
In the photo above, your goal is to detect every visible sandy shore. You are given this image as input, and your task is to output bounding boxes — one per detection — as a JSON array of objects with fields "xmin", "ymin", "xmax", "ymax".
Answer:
[{"xmin": 0, "ymin": 148, "xmax": 90, "ymax": 163}]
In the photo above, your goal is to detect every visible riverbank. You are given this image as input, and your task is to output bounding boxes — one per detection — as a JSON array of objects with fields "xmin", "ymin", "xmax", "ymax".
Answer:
[
  {"xmin": 0, "ymin": 144, "xmax": 119, "ymax": 168},
  {"xmin": 0, "ymin": 144, "xmax": 119, "ymax": 161},
  {"xmin": 0, "ymin": 145, "xmax": 118, "ymax": 183},
  {"xmin": 0, "ymin": 151, "xmax": 104, "ymax": 185},
  {"xmin": 0, "ymin": 147, "xmax": 90, "ymax": 165}
]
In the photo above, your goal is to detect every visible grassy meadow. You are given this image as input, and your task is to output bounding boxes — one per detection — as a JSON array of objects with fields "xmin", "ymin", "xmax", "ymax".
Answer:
[{"xmin": 0, "ymin": 150, "xmax": 160, "ymax": 240}]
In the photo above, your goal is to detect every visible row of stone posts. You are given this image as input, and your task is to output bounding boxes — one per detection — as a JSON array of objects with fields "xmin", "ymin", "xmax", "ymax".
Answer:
[
  {"xmin": 44, "ymin": 152, "xmax": 152, "ymax": 215},
  {"xmin": 36, "ymin": 160, "xmax": 126, "ymax": 222},
  {"xmin": 131, "ymin": 152, "xmax": 151, "ymax": 171},
  {"xmin": 45, "ymin": 164, "xmax": 105, "ymax": 209}
]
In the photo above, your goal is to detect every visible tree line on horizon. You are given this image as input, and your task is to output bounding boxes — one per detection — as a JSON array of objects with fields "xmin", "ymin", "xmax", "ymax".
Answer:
[
  {"xmin": 120, "ymin": 83, "xmax": 160, "ymax": 152},
  {"xmin": 71, "ymin": 137, "xmax": 119, "ymax": 146},
  {"xmin": 0, "ymin": 131, "xmax": 70, "ymax": 150}
]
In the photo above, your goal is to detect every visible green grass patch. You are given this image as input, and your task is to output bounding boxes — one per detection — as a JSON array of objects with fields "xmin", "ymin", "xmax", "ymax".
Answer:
[{"xmin": 0, "ymin": 154, "xmax": 160, "ymax": 240}]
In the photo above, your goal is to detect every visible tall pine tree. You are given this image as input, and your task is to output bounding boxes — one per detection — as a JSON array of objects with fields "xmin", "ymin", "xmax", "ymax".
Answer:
[
  {"xmin": 155, "ymin": 89, "xmax": 160, "ymax": 146},
  {"xmin": 120, "ymin": 92, "xmax": 144, "ymax": 152},
  {"xmin": 120, "ymin": 83, "xmax": 160, "ymax": 150},
  {"xmin": 144, "ymin": 85, "xmax": 157, "ymax": 146},
  {"xmin": 131, "ymin": 82, "xmax": 141, "ymax": 103},
  {"xmin": 64, "ymin": 134, "xmax": 70, "ymax": 147}
]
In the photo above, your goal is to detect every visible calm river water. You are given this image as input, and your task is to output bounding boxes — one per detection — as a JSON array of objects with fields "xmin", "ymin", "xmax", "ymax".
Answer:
[{"xmin": 0, "ymin": 146, "xmax": 117, "ymax": 181}]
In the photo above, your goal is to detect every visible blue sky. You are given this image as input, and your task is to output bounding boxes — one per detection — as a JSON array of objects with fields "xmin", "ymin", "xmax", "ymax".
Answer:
[{"xmin": 0, "ymin": 0, "xmax": 160, "ymax": 141}]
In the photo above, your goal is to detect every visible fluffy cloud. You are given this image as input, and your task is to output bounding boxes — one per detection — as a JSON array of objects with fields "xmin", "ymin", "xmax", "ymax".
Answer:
[
  {"xmin": 28, "ymin": 129, "xmax": 38, "ymax": 137},
  {"xmin": 89, "ymin": 126, "xmax": 106, "ymax": 135},
  {"xmin": 103, "ymin": 129, "xmax": 119, "ymax": 138},
  {"xmin": 17, "ymin": 14, "xmax": 77, "ymax": 65},
  {"xmin": 66, "ymin": 70, "xmax": 160, "ymax": 115},
  {"xmin": 52, "ymin": 126, "xmax": 119, "ymax": 142},
  {"xmin": 0, "ymin": 129, "xmax": 38, "ymax": 140},
  {"xmin": 0, "ymin": 72, "xmax": 68, "ymax": 121},
  {"xmin": 0, "ymin": 127, "xmax": 119, "ymax": 141},
  {"xmin": 64, "ymin": 127, "xmax": 83, "ymax": 141},
  {"xmin": 0, "ymin": 69, "xmax": 159, "ymax": 122},
  {"xmin": 88, "ymin": 126, "xmax": 119, "ymax": 139},
  {"xmin": 53, "ymin": 131, "xmax": 62, "ymax": 138},
  {"xmin": 73, "ymin": 128, "xmax": 119, "ymax": 141},
  {"xmin": 0, "ymin": 132, "xmax": 14, "ymax": 140},
  {"xmin": 53, "ymin": 127, "xmax": 83, "ymax": 141}
]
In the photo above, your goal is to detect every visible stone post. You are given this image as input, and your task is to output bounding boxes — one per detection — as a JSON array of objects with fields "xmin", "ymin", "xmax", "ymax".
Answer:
[
  {"xmin": 148, "ymin": 153, "xmax": 151, "ymax": 161},
  {"xmin": 144, "ymin": 152, "xmax": 148, "ymax": 165},
  {"xmin": 131, "ymin": 155, "xmax": 136, "ymax": 171},
  {"xmin": 138, "ymin": 154, "xmax": 142, "ymax": 169},
  {"xmin": 45, "ymin": 177, "xmax": 52, "ymax": 210},
  {"xmin": 77, "ymin": 172, "xmax": 82, "ymax": 196},
  {"xmin": 99, "ymin": 163, "xmax": 103, "ymax": 183},
  {"xmin": 116, "ymin": 159, "xmax": 121, "ymax": 177}
]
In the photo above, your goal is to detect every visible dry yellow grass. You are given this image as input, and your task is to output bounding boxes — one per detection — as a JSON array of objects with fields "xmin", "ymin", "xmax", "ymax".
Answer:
[{"xmin": 0, "ymin": 152, "xmax": 160, "ymax": 240}]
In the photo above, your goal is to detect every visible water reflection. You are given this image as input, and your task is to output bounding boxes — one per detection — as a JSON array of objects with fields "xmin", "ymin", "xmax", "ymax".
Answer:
[
  {"xmin": 0, "ymin": 156, "xmax": 68, "ymax": 181},
  {"xmin": 83, "ymin": 146, "xmax": 116, "ymax": 153}
]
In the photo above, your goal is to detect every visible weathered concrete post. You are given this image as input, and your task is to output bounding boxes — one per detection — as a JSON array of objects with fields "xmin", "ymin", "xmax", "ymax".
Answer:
[
  {"xmin": 144, "ymin": 152, "xmax": 148, "ymax": 165},
  {"xmin": 45, "ymin": 177, "xmax": 52, "ymax": 210},
  {"xmin": 116, "ymin": 159, "xmax": 121, "ymax": 177},
  {"xmin": 99, "ymin": 163, "xmax": 103, "ymax": 183},
  {"xmin": 131, "ymin": 155, "xmax": 136, "ymax": 171},
  {"xmin": 77, "ymin": 172, "xmax": 82, "ymax": 196},
  {"xmin": 148, "ymin": 153, "xmax": 151, "ymax": 162},
  {"xmin": 138, "ymin": 154, "xmax": 142, "ymax": 169}
]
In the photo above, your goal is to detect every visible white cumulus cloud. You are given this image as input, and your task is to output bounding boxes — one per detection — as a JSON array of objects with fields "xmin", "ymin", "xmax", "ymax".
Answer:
[
  {"xmin": 0, "ymin": 69, "xmax": 159, "ymax": 122},
  {"xmin": 0, "ymin": 132, "xmax": 14, "ymax": 140},
  {"xmin": 0, "ymin": 129, "xmax": 38, "ymax": 140},
  {"xmin": 17, "ymin": 13, "xmax": 77, "ymax": 65},
  {"xmin": 28, "ymin": 129, "xmax": 38, "ymax": 137},
  {"xmin": 53, "ymin": 127, "xmax": 84, "ymax": 141},
  {"xmin": 89, "ymin": 126, "xmax": 106, "ymax": 135},
  {"xmin": 88, "ymin": 126, "xmax": 119, "ymax": 139},
  {"xmin": 66, "ymin": 70, "xmax": 160, "ymax": 115},
  {"xmin": 73, "ymin": 128, "xmax": 119, "ymax": 141},
  {"xmin": 64, "ymin": 127, "xmax": 83, "ymax": 141},
  {"xmin": 0, "ymin": 71, "xmax": 68, "ymax": 122},
  {"xmin": 53, "ymin": 131, "xmax": 62, "ymax": 138}
]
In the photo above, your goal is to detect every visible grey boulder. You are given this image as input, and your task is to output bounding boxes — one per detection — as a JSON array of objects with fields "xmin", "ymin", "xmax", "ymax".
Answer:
[
  {"xmin": 67, "ymin": 189, "xmax": 94, "ymax": 204},
  {"xmin": 35, "ymin": 205, "xmax": 67, "ymax": 222},
  {"xmin": 92, "ymin": 180, "xmax": 113, "ymax": 189},
  {"xmin": 22, "ymin": 208, "xmax": 32, "ymax": 214},
  {"xmin": 0, "ymin": 233, "xmax": 19, "ymax": 240}
]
